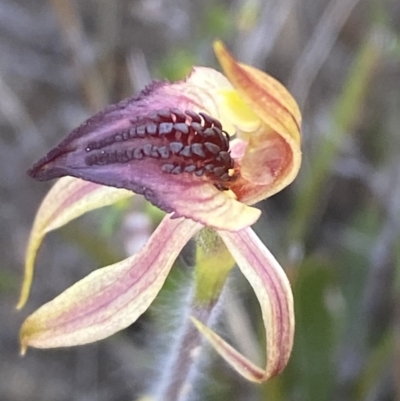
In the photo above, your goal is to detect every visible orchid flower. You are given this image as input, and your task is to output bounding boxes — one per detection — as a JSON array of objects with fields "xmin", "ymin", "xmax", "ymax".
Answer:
[{"xmin": 18, "ymin": 42, "xmax": 301, "ymax": 383}]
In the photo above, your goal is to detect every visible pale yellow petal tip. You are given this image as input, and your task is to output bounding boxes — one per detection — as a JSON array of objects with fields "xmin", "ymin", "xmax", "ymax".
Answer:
[
  {"xmin": 16, "ymin": 300, "xmax": 24, "ymax": 311},
  {"xmin": 136, "ymin": 396, "xmax": 155, "ymax": 401},
  {"xmin": 19, "ymin": 316, "xmax": 41, "ymax": 352},
  {"xmin": 213, "ymin": 40, "xmax": 223, "ymax": 47},
  {"xmin": 213, "ymin": 204, "xmax": 261, "ymax": 232},
  {"xmin": 213, "ymin": 40, "xmax": 226, "ymax": 58},
  {"xmin": 17, "ymin": 235, "xmax": 44, "ymax": 310},
  {"xmin": 20, "ymin": 341, "xmax": 28, "ymax": 356},
  {"xmin": 16, "ymin": 289, "xmax": 29, "ymax": 310},
  {"xmin": 213, "ymin": 41, "xmax": 232, "ymax": 76},
  {"xmin": 190, "ymin": 315, "xmax": 265, "ymax": 382},
  {"xmin": 16, "ymin": 265, "xmax": 34, "ymax": 310},
  {"xmin": 190, "ymin": 316, "xmax": 202, "ymax": 329}
]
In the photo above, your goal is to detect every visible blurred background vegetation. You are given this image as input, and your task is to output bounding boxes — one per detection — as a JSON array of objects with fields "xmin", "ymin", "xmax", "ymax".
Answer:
[{"xmin": 1, "ymin": 0, "xmax": 400, "ymax": 400}]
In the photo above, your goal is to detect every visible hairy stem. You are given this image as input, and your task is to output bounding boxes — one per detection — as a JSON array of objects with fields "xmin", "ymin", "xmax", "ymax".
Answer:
[
  {"xmin": 156, "ymin": 296, "xmax": 218, "ymax": 401},
  {"xmin": 155, "ymin": 228, "xmax": 235, "ymax": 401}
]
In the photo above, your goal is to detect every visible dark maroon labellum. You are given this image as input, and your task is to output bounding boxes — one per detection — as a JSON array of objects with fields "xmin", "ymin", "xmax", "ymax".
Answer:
[
  {"xmin": 84, "ymin": 109, "xmax": 236, "ymax": 190},
  {"xmin": 27, "ymin": 99, "xmax": 239, "ymax": 221}
]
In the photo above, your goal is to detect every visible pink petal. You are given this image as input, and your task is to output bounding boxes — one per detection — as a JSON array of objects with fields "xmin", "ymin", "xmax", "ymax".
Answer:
[
  {"xmin": 214, "ymin": 41, "xmax": 302, "ymax": 205},
  {"xmin": 195, "ymin": 228, "xmax": 294, "ymax": 382},
  {"xmin": 230, "ymin": 133, "xmax": 296, "ymax": 205},
  {"xmin": 20, "ymin": 216, "xmax": 202, "ymax": 353},
  {"xmin": 18, "ymin": 177, "xmax": 133, "ymax": 309}
]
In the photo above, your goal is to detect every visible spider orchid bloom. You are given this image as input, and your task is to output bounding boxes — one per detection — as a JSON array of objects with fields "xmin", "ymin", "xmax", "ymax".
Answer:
[{"xmin": 18, "ymin": 42, "xmax": 301, "ymax": 382}]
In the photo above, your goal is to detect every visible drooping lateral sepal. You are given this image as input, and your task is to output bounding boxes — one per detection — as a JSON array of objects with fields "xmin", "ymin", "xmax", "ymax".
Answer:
[
  {"xmin": 17, "ymin": 177, "xmax": 133, "ymax": 309},
  {"xmin": 193, "ymin": 227, "xmax": 295, "ymax": 382},
  {"xmin": 20, "ymin": 216, "xmax": 202, "ymax": 353}
]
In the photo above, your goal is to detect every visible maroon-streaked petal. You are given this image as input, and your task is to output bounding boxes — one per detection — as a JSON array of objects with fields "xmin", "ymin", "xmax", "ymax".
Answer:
[
  {"xmin": 229, "ymin": 133, "xmax": 295, "ymax": 205},
  {"xmin": 214, "ymin": 41, "xmax": 302, "ymax": 205},
  {"xmin": 18, "ymin": 177, "xmax": 133, "ymax": 309},
  {"xmin": 20, "ymin": 216, "xmax": 202, "ymax": 353},
  {"xmin": 194, "ymin": 227, "xmax": 294, "ymax": 382}
]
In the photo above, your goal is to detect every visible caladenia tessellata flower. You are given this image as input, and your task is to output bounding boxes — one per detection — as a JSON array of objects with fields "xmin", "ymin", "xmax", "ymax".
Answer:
[{"xmin": 18, "ymin": 41, "xmax": 301, "ymax": 384}]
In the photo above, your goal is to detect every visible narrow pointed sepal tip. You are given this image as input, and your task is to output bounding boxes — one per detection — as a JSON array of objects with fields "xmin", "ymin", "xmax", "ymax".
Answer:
[
  {"xmin": 16, "ymin": 302, "xmax": 24, "ymax": 311},
  {"xmin": 213, "ymin": 40, "xmax": 225, "ymax": 57},
  {"xmin": 20, "ymin": 342, "xmax": 28, "ymax": 356},
  {"xmin": 27, "ymin": 146, "xmax": 71, "ymax": 181},
  {"xmin": 190, "ymin": 316, "xmax": 265, "ymax": 382}
]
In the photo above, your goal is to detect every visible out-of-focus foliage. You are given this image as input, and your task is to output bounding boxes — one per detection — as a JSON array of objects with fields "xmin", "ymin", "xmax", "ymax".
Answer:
[{"xmin": 1, "ymin": 0, "xmax": 400, "ymax": 400}]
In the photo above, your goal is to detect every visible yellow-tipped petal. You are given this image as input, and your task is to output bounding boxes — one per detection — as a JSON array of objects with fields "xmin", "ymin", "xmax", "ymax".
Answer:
[
  {"xmin": 214, "ymin": 41, "xmax": 301, "ymax": 140},
  {"xmin": 191, "ymin": 317, "xmax": 265, "ymax": 382},
  {"xmin": 17, "ymin": 177, "xmax": 133, "ymax": 309},
  {"xmin": 167, "ymin": 184, "xmax": 261, "ymax": 232},
  {"xmin": 20, "ymin": 216, "xmax": 202, "ymax": 351},
  {"xmin": 194, "ymin": 227, "xmax": 294, "ymax": 382},
  {"xmin": 217, "ymin": 89, "xmax": 262, "ymax": 134},
  {"xmin": 214, "ymin": 41, "xmax": 302, "ymax": 204}
]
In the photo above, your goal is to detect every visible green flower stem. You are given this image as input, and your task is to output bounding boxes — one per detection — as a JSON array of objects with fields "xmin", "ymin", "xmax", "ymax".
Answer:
[
  {"xmin": 194, "ymin": 227, "xmax": 236, "ymax": 305},
  {"xmin": 156, "ymin": 228, "xmax": 235, "ymax": 401}
]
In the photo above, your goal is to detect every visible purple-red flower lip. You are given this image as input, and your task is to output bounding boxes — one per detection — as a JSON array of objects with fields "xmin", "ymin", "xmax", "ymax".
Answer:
[{"xmin": 28, "ymin": 107, "xmax": 238, "ymax": 193}]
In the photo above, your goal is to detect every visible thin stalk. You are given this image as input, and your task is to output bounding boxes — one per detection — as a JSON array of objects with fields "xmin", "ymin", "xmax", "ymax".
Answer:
[
  {"xmin": 155, "ymin": 228, "xmax": 235, "ymax": 401},
  {"xmin": 157, "ymin": 294, "xmax": 219, "ymax": 401}
]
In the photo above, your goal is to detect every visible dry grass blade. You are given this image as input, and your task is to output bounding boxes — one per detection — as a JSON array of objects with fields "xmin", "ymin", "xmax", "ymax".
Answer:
[
  {"xmin": 47, "ymin": 0, "xmax": 108, "ymax": 111},
  {"xmin": 234, "ymin": 0, "xmax": 295, "ymax": 66},
  {"xmin": 0, "ymin": 73, "xmax": 45, "ymax": 155},
  {"xmin": 288, "ymin": 0, "xmax": 363, "ymax": 107}
]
